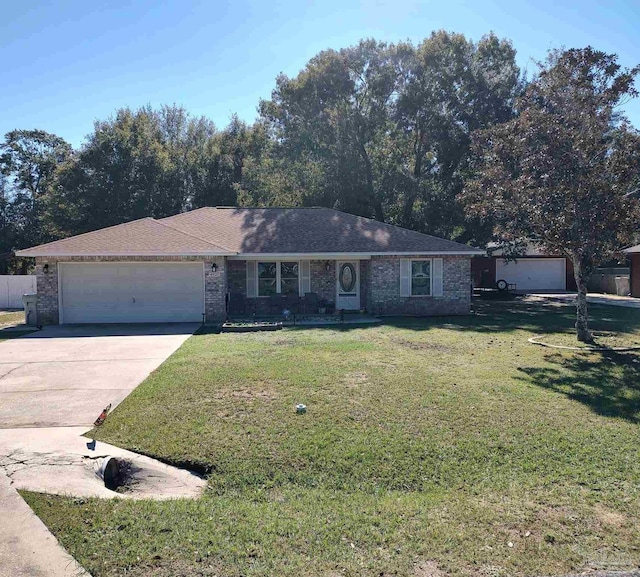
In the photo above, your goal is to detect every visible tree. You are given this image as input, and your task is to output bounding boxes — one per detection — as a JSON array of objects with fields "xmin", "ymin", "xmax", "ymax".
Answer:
[
  {"xmin": 462, "ymin": 48, "xmax": 640, "ymax": 342},
  {"xmin": 50, "ymin": 106, "xmax": 261, "ymax": 235},
  {"xmin": 0, "ymin": 130, "xmax": 73, "ymax": 270},
  {"xmin": 390, "ymin": 31, "xmax": 521, "ymax": 239},
  {"xmin": 257, "ymin": 39, "xmax": 400, "ymax": 219},
  {"xmin": 256, "ymin": 33, "xmax": 521, "ymax": 238},
  {"xmin": 190, "ymin": 115, "xmax": 265, "ymax": 209}
]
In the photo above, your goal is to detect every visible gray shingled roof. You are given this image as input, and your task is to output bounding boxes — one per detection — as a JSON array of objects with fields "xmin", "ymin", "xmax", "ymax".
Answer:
[
  {"xmin": 161, "ymin": 207, "xmax": 482, "ymax": 254},
  {"xmin": 16, "ymin": 207, "xmax": 483, "ymax": 257},
  {"xmin": 16, "ymin": 218, "xmax": 230, "ymax": 257}
]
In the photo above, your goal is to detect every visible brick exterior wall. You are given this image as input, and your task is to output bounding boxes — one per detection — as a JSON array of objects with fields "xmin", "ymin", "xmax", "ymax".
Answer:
[
  {"xmin": 35, "ymin": 259, "xmax": 60, "ymax": 325},
  {"xmin": 35, "ymin": 254, "xmax": 472, "ymax": 324},
  {"xmin": 310, "ymin": 260, "xmax": 336, "ymax": 304},
  {"xmin": 227, "ymin": 260, "xmax": 246, "ymax": 294},
  {"xmin": 366, "ymin": 255, "xmax": 471, "ymax": 316},
  {"xmin": 360, "ymin": 260, "xmax": 370, "ymax": 312},
  {"xmin": 35, "ymin": 256, "xmax": 227, "ymax": 325},
  {"xmin": 204, "ymin": 257, "xmax": 227, "ymax": 321}
]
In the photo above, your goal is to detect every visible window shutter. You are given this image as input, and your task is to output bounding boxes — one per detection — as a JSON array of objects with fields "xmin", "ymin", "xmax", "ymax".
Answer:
[
  {"xmin": 433, "ymin": 258, "xmax": 443, "ymax": 296},
  {"xmin": 300, "ymin": 260, "xmax": 311, "ymax": 296},
  {"xmin": 400, "ymin": 259, "xmax": 411, "ymax": 297},
  {"xmin": 246, "ymin": 261, "xmax": 258, "ymax": 298}
]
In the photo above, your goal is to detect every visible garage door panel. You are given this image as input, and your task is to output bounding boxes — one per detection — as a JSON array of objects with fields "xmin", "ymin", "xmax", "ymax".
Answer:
[
  {"xmin": 495, "ymin": 258, "xmax": 566, "ymax": 291},
  {"xmin": 60, "ymin": 263, "xmax": 204, "ymax": 324}
]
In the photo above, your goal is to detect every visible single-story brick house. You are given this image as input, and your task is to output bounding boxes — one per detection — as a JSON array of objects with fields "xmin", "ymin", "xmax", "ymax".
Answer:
[{"xmin": 16, "ymin": 207, "xmax": 483, "ymax": 325}]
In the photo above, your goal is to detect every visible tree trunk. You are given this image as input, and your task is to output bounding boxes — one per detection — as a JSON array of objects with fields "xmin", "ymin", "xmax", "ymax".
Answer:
[
  {"xmin": 357, "ymin": 138, "xmax": 384, "ymax": 222},
  {"xmin": 572, "ymin": 259, "xmax": 593, "ymax": 343},
  {"xmin": 401, "ymin": 140, "xmax": 422, "ymax": 228}
]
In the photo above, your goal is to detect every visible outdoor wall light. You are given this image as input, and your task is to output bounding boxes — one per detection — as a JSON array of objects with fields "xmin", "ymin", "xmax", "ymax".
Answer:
[
  {"xmin": 43, "ymin": 263, "xmax": 49, "ymax": 274},
  {"xmin": 211, "ymin": 262, "xmax": 217, "ymax": 272},
  {"xmin": 325, "ymin": 261, "xmax": 331, "ymax": 271}
]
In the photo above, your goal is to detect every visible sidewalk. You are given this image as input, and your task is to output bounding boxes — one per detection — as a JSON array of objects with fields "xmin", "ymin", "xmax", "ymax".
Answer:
[{"xmin": 0, "ymin": 471, "xmax": 89, "ymax": 577}]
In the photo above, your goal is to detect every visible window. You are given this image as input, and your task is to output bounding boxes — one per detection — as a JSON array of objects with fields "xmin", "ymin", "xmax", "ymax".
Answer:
[
  {"xmin": 257, "ymin": 261, "xmax": 299, "ymax": 296},
  {"xmin": 258, "ymin": 262, "xmax": 277, "ymax": 296},
  {"xmin": 411, "ymin": 259, "xmax": 431, "ymax": 296},
  {"xmin": 280, "ymin": 262, "xmax": 299, "ymax": 295}
]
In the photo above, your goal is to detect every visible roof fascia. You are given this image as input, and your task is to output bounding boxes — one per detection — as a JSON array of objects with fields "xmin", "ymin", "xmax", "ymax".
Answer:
[
  {"xmin": 14, "ymin": 251, "xmax": 234, "ymax": 257},
  {"xmin": 232, "ymin": 250, "xmax": 484, "ymax": 260}
]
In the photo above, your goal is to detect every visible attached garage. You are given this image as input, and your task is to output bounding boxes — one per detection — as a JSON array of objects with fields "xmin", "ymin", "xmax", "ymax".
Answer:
[
  {"xmin": 59, "ymin": 262, "xmax": 205, "ymax": 324},
  {"xmin": 495, "ymin": 258, "xmax": 567, "ymax": 291}
]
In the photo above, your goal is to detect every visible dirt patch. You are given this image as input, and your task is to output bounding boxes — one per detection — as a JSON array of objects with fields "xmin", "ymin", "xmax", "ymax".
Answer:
[
  {"xmin": 270, "ymin": 336, "xmax": 296, "ymax": 346},
  {"xmin": 342, "ymin": 371, "xmax": 369, "ymax": 387},
  {"xmin": 118, "ymin": 560, "xmax": 224, "ymax": 576},
  {"xmin": 213, "ymin": 387, "xmax": 277, "ymax": 401},
  {"xmin": 594, "ymin": 504, "xmax": 627, "ymax": 528},
  {"xmin": 394, "ymin": 338, "xmax": 452, "ymax": 352},
  {"xmin": 415, "ymin": 560, "xmax": 447, "ymax": 576}
]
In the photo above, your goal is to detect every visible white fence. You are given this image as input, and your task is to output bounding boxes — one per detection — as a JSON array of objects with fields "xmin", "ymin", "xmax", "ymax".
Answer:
[{"xmin": 0, "ymin": 275, "xmax": 36, "ymax": 309}]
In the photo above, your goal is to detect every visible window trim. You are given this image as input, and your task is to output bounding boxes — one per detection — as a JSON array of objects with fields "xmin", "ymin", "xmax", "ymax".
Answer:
[
  {"xmin": 255, "ymin": 260, "xmax": 301, "ymax": 297},
  {"xmin": 409, "ymin": 258, "xmax": 433, "ymax": 297}
]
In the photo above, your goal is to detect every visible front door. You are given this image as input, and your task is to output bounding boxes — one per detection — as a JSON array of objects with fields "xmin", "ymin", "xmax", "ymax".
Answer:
[{"xmin": 336, "ymin": 261, "xmax": 360, "ymax": 311}]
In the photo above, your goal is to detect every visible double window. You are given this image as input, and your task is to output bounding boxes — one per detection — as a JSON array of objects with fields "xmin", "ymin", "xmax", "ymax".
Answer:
[
  {"xmin": 257, "ymin": 261, "xmax": 299, "ymax": 296},
  {"xmin": 410, "ymin": 259, "xmax": 432, "ymax": 296}
]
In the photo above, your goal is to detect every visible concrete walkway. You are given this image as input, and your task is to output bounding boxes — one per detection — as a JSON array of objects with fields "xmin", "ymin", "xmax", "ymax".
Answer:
[
  {"xmin": 0, "ymin": 472, "xmax": 88, "ymax": 577},
  {"xmin": 0, "ymin": 323, "xmax": 198, "ymax": 577}
]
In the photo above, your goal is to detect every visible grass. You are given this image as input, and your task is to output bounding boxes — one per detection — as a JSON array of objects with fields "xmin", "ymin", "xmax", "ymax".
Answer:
[
  {"xmin": 0, "ymin": 308, "xmax": 23, "ymax": 327},
  {"xmin": 0, "ymin": 309, "xmax": 31, "ymax": 342},
  {"xmin": 23, "ymin": 298, "xmax": 640, "ymax": 576}
]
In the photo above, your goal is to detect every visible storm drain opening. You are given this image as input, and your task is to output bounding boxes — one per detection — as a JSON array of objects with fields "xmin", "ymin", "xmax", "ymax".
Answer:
[{"xmin": 96, "ymin": 457, "xmax": 137, "ymax": 491}]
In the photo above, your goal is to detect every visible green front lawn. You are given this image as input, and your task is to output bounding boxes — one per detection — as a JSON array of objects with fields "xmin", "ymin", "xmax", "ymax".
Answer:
[{"xmin": 24, "ymin": 299, "xmax": 640, "ymax": 576}]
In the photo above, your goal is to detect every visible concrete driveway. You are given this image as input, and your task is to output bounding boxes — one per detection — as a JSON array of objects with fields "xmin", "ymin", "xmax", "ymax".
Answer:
[
  {"xmin": 528, "ymin": 292, "xmax": 640, "ymax": 309},
  {"xmin": 0, "ymin": 324, "xmax": 198, "ymax": 428}
]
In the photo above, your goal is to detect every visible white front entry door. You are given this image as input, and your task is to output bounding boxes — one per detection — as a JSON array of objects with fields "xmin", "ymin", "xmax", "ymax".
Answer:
[{"xmin": 336, "ymin": 261, "xmax": 360, "ymax": 311}]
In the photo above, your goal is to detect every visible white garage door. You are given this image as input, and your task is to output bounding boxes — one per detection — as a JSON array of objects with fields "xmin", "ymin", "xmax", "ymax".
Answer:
[
  {"xmin": 59, "ymin": 262, "xmax": 204, "ymax": 324},
  {"xmin": 495, "ymin": 258, "xmax": 566, "ymax": 291}
]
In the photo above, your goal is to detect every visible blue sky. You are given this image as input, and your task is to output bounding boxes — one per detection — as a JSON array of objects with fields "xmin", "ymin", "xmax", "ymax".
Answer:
[{"xmin": 2, "ymin": 0, "xmax": 639, "ymax": 148}]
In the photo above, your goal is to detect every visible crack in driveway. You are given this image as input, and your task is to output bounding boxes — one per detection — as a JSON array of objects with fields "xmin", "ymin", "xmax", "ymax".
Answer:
[{"xmin": 0, "ymin": 363, "xmax": 25, "ymax": 382}]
